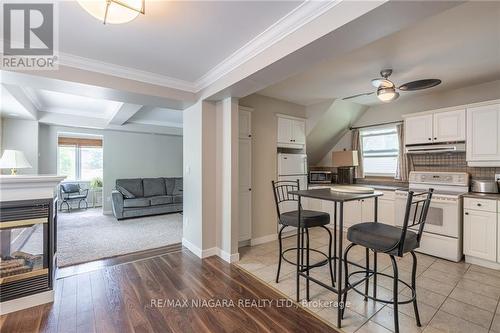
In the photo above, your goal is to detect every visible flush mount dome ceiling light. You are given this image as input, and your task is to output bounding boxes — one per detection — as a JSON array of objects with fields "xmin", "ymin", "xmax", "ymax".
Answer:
[
  {"xmin": 377, "ymin": 86, "xmax": 399, "ymax": 103},
  {"xmin": 77, "ymin": 0, "xmax": 145, "ymax": 24},
  {"xmin": 343, "ymin": 69, "xmax": 441, "ymax": 103}
]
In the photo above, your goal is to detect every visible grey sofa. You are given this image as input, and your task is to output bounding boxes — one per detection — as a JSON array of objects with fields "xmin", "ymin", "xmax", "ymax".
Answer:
[{"xmin": 111, "ymin": 177, "xmax": 182, "ymax": 220}]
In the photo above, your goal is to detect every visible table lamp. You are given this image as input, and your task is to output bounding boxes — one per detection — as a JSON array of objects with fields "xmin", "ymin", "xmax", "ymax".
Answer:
[
  {"xmin": 0, "ymin": 150, "xmax": 32, "ymax": 175},
  {"xmin": 332, "ymin": 150, "xmax": 359, "ymax": 184}
]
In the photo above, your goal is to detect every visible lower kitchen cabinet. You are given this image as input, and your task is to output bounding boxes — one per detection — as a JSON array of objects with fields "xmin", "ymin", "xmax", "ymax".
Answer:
[{"xmin": 464, "ymin": 208, "xmax": 497, "ymax": 262}]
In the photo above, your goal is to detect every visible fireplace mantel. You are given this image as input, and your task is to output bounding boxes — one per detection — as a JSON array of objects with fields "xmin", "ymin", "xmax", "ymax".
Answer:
[{"xmin": 0, "ymin": 175, "xmax": 66, "ymax": 202}]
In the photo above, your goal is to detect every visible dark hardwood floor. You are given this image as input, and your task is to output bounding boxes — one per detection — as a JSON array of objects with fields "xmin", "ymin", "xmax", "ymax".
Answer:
[{"xmin": 1, "ymin": 250, "xmax": 339, "ymax": 333}]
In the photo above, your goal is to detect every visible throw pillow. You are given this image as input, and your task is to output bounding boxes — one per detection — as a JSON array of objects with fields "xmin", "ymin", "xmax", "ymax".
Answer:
[{"xmin": 117, "ymin": 185, "xmax": 135, "ymax": 199}]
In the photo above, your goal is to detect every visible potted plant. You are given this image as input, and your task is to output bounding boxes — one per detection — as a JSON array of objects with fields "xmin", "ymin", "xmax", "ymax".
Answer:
[{"xmin": 90, "ymin": 177, "xmax": 103, "ymax": 207}]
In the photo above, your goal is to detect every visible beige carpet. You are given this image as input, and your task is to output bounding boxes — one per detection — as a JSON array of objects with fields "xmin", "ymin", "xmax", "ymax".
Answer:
[{"xmin": 57, "ymin": 208, "xmax": 182, "ymax": 267}]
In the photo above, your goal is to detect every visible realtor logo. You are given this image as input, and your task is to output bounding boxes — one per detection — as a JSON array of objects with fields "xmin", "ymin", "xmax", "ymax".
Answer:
[{"xmin": 2, "ymin": 2, "xmax": 58, "ymax": 69}]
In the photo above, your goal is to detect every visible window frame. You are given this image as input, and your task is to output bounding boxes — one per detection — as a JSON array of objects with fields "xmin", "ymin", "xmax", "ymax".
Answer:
[
  {"xmin": 360, "ymin": 126, "xmax": 399, "ymax": 177},
  {"xmin": 57, "ymin": 135, "xmax": 103, "ymax": 181}
]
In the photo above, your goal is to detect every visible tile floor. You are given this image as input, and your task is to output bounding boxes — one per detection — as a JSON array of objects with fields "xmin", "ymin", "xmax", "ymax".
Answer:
[{"xmin": 237, "ymin": 228, "xmax": 500, "ymax": 333}]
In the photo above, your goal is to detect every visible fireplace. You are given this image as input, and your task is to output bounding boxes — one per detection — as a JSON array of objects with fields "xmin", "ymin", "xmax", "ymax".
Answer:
[{"xmin": 0, "ymin": 199, "xmax": 56, "ymax": 302}]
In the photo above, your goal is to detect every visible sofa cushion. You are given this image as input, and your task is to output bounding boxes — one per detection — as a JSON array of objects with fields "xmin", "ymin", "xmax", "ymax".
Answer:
[
  {"xmin": 116, "ymin": 179, "xmax": 143, "ymax": 198},
  {"xmin": 143, "ymin": 178, "xmax": 166, "ymax": 197},
  {"xmin": 173, "ymin": 178, "xmax": 183, "ymax": 195},
  {"xmin": 150, "ymin": 195, "xmax": 173, "ymax": 206},
  {"xmin": 164, "ymin": 178, "xmax": 175, "ymax": 195},
  {"xmin": 116, "ymin": 185, "xmax": 135, "ymax": 199},
  {"xmin": 172, "ymin": 195, "xmax": 183, "ymax": 204},
  {"xmin": 123, "ymin": 197, "xmax": 150, "ymax": 208}
]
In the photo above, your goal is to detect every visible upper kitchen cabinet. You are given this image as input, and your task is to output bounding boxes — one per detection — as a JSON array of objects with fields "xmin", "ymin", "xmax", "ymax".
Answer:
[
  {"xmin": 467, "ymin": 103, "xmax": 500, "ymax": 166},
  {"xmin": 239, "ymin": 106, "xmax": 252, "ymax": 139},
  {"xmin": 404, "ymin": 108, "xmax": 465, "ymax": 145},
  {"xmin": 405, "ymin": 114, "xmax": 433, "ymax": 145},
  {"xmin": 433, "ymin": 109, "xmax": 466, "ymax": 142},
  {"xmin": 277, "ymin": 114, "xmax": 306, "ymax": 149}
]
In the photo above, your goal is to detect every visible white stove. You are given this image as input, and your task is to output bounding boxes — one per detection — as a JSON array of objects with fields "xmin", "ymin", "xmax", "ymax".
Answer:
[{"xmin": 395, "ymin": 171, "xmax": 470, "ymax": 262}]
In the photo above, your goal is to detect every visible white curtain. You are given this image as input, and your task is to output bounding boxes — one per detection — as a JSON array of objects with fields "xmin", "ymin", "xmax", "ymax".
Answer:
[
  {"xmin": 351, "ymin": 129, "xmax": 364, "ymax": 179},
  {"xmin": 395, "ymin": 123, "xmax": 408, "ymax": 181}
]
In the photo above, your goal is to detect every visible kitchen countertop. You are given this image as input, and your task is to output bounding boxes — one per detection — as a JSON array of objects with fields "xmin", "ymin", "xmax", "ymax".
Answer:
[
  {"xmin": 308, "ymin": 183, "xmax": 408, "ymax": 191},
  {"xmin": 462, "ymin": 192, "xmax": 500, "ymax": 200}
]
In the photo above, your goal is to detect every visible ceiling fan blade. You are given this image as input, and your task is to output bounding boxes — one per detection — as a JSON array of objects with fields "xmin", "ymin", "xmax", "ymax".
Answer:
[
  {"xmin": 399, "ymin": 79, "xmax": 441, "ymax": 91},
  {"xmin": 342, "ymin": 91, "xmax": 374, "ymax": 100},
  {"xmin": 371, "ymin": 78, "xmax": 394, "ymax": 88}
]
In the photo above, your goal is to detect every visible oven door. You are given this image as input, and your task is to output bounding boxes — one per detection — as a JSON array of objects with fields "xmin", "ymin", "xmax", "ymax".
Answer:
[{"xmin": 395, "ymin": 192, "xmax": 461, "ymax": 238}]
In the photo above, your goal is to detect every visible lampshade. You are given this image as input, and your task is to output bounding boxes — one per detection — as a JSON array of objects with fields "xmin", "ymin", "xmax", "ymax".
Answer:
[
  {"xmin": 332, "ymin": 150, "xmax": 359, "ymax": 167},
  {"xmin": 0, "ymin": 150, "xmax": 32, "ymax": 175},
  {"xmin": 77, "ymin": 0, "xmax": 145, "ymax": 24}
]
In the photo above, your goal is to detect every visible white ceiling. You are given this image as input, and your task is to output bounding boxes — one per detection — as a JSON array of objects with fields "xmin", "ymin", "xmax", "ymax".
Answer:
[
  {"xmin": 24, "ymin": 88, "xmax": 122, "ymax": 119},
  {"xmin": 128, "ymin": 106, "xmax": 183, "ymax": 128},
  {"xmin": 59, "ymin": 1, "xmax": 303, "ymax": 82},
  {"xmin": 258, "ymin": 1, "xmax": 500, "ymax": 106}
]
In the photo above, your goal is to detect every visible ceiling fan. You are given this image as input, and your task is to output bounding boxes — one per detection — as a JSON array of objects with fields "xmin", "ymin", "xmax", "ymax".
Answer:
[{"xmin": 343, "ymin": 69, "xmax": 441, "ymax": 102}]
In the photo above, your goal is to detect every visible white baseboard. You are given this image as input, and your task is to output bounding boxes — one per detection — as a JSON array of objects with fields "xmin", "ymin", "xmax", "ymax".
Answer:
[
  {"xmin": 182, "ymin": 238, "xmax": 203, "ymax": 257},
  {"xmin": 0, "ymin": 290, "xmax": 54, "ymax": 315},
  {"xmin": 219, "ymin": 249, "xmax": 240, "ymax": 263},
  {"xmin": 182, "ymin": 238, "xmax": 239, "ymax": 263},
  {"xmin": 250, "ymin": 233, "xmax": 277, "ymax": 246},
  {"xmin": 465, "ymin": 256, "xmax": 500, "ymax": 270}
]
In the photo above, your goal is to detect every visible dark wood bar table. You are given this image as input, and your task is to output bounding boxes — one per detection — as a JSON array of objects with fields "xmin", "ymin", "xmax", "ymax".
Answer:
[{"xmin": 289, "ymin": 187, "xmax": 383, "ymax": 329}]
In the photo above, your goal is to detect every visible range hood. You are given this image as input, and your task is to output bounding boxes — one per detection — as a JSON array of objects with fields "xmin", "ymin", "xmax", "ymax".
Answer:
[{"xmin": 405, "ymin": 142, "xmax": 466, "ymax": 154}]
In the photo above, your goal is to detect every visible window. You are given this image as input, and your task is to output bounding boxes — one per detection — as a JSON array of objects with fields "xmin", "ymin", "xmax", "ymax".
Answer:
[
  {"xmin": 361, "ymin": 126, "xmax": 399, "ymax": 176},
  {"xmin": 57, "ymin": 136, "xmax": 103, "ymax": 181}
]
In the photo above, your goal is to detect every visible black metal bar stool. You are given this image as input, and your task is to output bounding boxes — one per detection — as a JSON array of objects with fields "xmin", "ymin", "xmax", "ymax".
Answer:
[
  {"xmin": 342, "ymin": 189, "xmax": 433, "ymax": 333},
  {"xmin": 271, "ymin": 180, "xmax": 335, "ymax": 298}
]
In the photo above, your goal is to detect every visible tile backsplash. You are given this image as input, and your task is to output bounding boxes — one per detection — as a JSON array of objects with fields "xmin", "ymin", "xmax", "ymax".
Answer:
[{"xmin": 409, "ymin": 153, "xmax": 500, "ymax": 179}]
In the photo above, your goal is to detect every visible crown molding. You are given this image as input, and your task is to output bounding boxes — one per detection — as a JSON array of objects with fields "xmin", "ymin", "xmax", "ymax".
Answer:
[
  {"xmin": 193, "ymin": 0, "xmax": 343, "ymax": 90},
  {"xmin": 54, "ymin": 1, "xmax": 342, "ymax": 95},
  {"xmin": 58, "ymin": 52, "xmax": 198, "ymax": 93}
]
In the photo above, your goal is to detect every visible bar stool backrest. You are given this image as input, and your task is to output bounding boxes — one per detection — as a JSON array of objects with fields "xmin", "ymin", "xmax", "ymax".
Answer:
[
  {"xmin": 397, "ymin": 188, "xmax": 434, "ymax": 256},
  {"xmin": 271, "ymin": 179, "xmax": 300, "ymax": 219}
]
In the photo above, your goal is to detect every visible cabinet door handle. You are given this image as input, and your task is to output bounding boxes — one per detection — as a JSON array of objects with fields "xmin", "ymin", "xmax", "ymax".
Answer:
[
  {"xmin": 248, "ymin": 188, "xmax": 252, "ymax": 191},
  {"xmin": 465, "ymin": 212, "xmax": 469, "ymax": 215},
  {"xmin": 428, "ymin": 138, "xmax": 432, "ymax": 141},
  {"xmin": 477, "ymin": 203, "xmax": 482, "ymax": 207},
  {"xmin": 434, "ymin": 137, "xmax": 437, "ymax": 140}
]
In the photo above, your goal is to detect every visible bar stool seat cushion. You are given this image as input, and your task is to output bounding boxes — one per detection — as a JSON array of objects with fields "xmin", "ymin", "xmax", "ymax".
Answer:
[
  {"xmin": 280, "ymin": 210, "xmax": 330, "ymax": 228},
  {"xmin": 347, "ymin": 222, "xmax": 418, "ymax": 256}
]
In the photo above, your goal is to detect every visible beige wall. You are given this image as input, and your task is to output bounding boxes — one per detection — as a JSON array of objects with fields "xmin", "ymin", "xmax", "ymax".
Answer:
[
  {"xmin": 239, "ymin": 94, "xmax": 306, "ymax": 240},
  {"xmin": 1, "ymin": 118, "xmax": 39, "ymax": 175}
]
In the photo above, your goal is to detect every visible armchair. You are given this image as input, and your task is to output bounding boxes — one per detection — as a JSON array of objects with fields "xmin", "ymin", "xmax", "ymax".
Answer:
[{"xmin": 60, "ymin": 183, "xmax": 89, "ymax": 212}]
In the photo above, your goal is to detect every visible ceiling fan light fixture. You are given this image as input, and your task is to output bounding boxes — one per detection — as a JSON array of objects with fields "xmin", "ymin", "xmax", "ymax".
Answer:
[
  {"xmin": 77, "ymin": 0, "xmax": 145, "ymax": 24},
  {"xmin": 377, "ymin": 87, "xmax": 399, "ymax": 102}
]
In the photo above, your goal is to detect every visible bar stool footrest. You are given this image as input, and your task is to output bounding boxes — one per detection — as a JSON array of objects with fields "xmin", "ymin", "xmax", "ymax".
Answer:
[
  {"xmin": 282, "ymin": 247, "xmax": 330, "ymax": 269},
  {"xmin": 346, "ymin": 270, "xmax": 416, "ymax": 305}
]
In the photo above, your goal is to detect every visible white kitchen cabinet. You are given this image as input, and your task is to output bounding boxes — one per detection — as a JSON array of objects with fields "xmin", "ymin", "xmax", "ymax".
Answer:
[
  {"xmin": 404, "ymin": 108, "xmax": 466, "ymax": 145},
  {"xmin": 239, "ymin": 110, "xmax": 252, "ymax": 242},
  {"xmin": 343, "ymin": 200, "xmax": 362, "ymax": 228},
  {"xmin": 378, "ymin": 199, "xmax": 395, "ymax": 226},
  {"xmin": 239, "ymin": 107, "xmax": 252, "ymax": 139},
  {"xmin": 405, "ymin": 114, "xmax": 433, "ymax": 145},
  {"xmin": 467, "ymin": 103, "xmax": 500, "ymax": 166},
  {"xmin": 464, "ymin": 208, "xmax": 497, "ymax": 262},
  {"xmin": 277, "ymin": 115, "xmax": 306, "ymax": 148},
  {"xmin": 433, "ymin": 109, "xmax": 466, "ymax": 143}
]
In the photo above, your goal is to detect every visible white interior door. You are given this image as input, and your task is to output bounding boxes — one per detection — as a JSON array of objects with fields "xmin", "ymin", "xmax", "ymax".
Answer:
[{"xmin": 238, "ymin": 138, "xmax": 252, "ymax": 242}]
